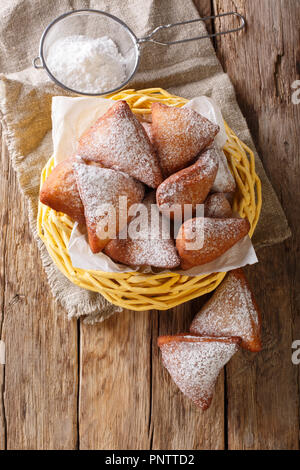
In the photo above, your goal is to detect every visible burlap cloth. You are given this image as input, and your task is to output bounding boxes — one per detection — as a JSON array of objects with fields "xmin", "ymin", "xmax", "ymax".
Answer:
[{"xmin": 0, "ymin": 0, "xmax": 291, "ymax": 323}]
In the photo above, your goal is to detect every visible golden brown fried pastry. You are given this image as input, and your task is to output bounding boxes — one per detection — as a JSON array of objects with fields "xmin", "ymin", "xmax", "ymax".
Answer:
[
  {"xmin": 190, "ymin": 268, "xmax": 262, "ymax": 352},
  {"xmin": 176, "ymin": 217, "xmax": 251, "ymax": 270},
  {"xmin": 104, "ymin": 193, "xmax": 180, "ymax": 269},
  {"xmin": 151, "ymin": 102, "xmax": 220, "ymax": 177},
  {"xmin": 158, "ymin": 334, "xmax": 240, "ymax": 409},
  {"xmin": 77, "ymin": 100, "xmax": 163, "ymax": 188},
  {"xmin": 73, "ymin": 161, "xmax": 144, "ymax": 253},
  {"xmin": 39, "ymin": 157, "xmax": 85, "ymax": 225},
  {"xmin": 204, "ymin": 193, "xmax": 233, "ymax": 218},
  {"xmin": 156, "ymin": 151, "xmax": 218, "ymax": 218}
]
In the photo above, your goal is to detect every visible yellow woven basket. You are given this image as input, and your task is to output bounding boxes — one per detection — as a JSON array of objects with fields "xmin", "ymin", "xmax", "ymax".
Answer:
[{"xmin": 37, "ymin": 88, "xmax": 262, "ymax": 311}]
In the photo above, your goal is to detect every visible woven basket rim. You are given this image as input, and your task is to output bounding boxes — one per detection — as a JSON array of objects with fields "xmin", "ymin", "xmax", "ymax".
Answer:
[{"xmin": 37, "ymin": 88, "xmax": 262, "ymax": 311}]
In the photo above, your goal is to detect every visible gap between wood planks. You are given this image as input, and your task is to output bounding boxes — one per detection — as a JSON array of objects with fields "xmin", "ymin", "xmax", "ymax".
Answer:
[
  {"xmin": 0, "ymin": 126, "xmax": 8, "ymax": 450},
  {"xmin": 147, "ymin": 311, "xmax": 155, "ymax": 449}
]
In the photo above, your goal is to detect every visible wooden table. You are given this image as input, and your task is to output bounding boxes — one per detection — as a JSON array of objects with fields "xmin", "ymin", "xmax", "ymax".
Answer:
[{"xmin": 0, "ymin": 0, "xmax": 299, "ymax": 450}]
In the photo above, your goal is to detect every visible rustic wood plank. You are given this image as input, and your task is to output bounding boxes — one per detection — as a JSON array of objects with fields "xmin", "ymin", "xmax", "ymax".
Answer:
[
  {"xmin": 79, "ymin": 310, "xmax": 152, "ymax": 450},
  {"xmin": 0, "ymin": 136, "xmax": 78, "ymax": 450},
  {"xmin": 214, "ymin": 0, "xmax": 300, "ymax": 449}
]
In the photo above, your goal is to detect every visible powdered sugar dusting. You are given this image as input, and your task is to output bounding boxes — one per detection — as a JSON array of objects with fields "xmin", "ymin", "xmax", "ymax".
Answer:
[
  {"xmin": 46, "ymin": 35, "xmax": 126, "ymax": 94},
  {"xmin": 190, "ymin": 270, "xmax": 261, "ymax": 350},
  {"xmin": 178, "ymin": 217, "xmax": 250, "ymax": 267},
  {"xmin": 160, "ymin": 337, "xmax": 239, "ymax": 408},
  {"xmin": 105, "ymin": 193, "xmax": 180, "ymax": 269},
  {"xmin": 152, "ymin": 103, "xmax": 220, "ymax": 177},
  {"xmin": 157, "ymin": 151, "xmax": 218, "ymax": 211},
  {"xmin": 78, "ymin": 101, "xmax": 162, "ymax": 188},
  {"xmin": 73, "ymin": 161, "xmax": 144, "ymax": 225},
  {"xmin": 60, "ymin": 166, "xmax": 83, "ymax": 208},
  {"xmin": 204, "ymin": 193, "xmax": 233, "ymax": 218}
]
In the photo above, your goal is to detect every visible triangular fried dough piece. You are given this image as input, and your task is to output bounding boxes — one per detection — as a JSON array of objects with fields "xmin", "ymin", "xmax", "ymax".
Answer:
[
  {"xmin": 176, "ymin": 217, "xmax": 250, "ymax": 269},
  {"xmin": 104, "ymin": 193, "xmax": 180, "ymax": 269},
  {"xmin": 151, "ymin": 103, "xmax": 220, "ymax": 177},
  {"xmin": 190, "ymin": 269, "xmax": 262, "ymax": 352},
  {"xmin": 204, "ymin": 193, "xmax": 233, "ymax": 218},
  {"xmin": 77, "ymin": 100, "xmax": 163, "ymax": 188},
  {"xmin": 73, "ymin": 161, "xmax": 144, "ymax": 253},
  {"xmin": 156, "ymin": 150, "xmax": 218, "ymax": 217},
  {"xmin": 158, "ymin": 334, "xmax": 240, "ymax": 409},
  {"xmin": 40, "ymin": 157, "xmax": 85, "ymax": 225}
]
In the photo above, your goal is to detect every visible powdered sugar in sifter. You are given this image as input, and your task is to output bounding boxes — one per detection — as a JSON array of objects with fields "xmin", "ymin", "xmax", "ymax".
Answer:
[{"xmin": 33, "ymin": 9, "xmax": 245, "ymax": 96}]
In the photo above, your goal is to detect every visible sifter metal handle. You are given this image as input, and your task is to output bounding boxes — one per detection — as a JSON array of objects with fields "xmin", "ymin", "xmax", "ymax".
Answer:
[{"xmin": 138, "ymin": 12, "xmax": 245, "ymax": 46}]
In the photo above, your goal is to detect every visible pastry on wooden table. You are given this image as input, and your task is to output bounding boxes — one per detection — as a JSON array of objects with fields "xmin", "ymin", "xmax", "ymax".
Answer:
[
  {"xmin": 176, "ymin": 217, "xmax": 250, "ymax": 269},
  {"xmin": 156, "ymin": 151, "xmax": 218, "ymax": 218},
  {"xmin": 104, "ymin": 193, "xmax": 180, "ymax": 269},
  {"xmin": 190, "ymin": 268, "xmax": 262, "ymax": 352},
  {"xmin": 204, "ymin": 193, "xmax": 233, "ymax": 218},
  {"xmin": 39, "ymin": 156, "xmax": 85, "ymax": 225},
  {"xmin": 151, "ymin": 102, "xmax": 220, "ymax": 177},
  {"xmin": 77, "ymin": 100, "xmax": 163, "ymax": 188},
  {"xmin": 158, "ymin": 334, "xmax": 241, "ymax": 409},
  {"xmin": 208, "ymin": 145, "xmax": 236, "ymax": 193},
  {"xmin": 73, "ymin": 161, "xmax": 144, "ymax": 253}
]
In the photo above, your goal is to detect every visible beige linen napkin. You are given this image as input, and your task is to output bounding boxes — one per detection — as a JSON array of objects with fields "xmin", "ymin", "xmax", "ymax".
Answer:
[{"xmin": 0, "ymin": 0, "xmax": 291, "ymax": 322}]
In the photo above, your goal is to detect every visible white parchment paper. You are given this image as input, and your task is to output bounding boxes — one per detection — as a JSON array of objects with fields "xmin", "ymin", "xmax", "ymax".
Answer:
[
  {"xmin": 183, "ymin": 96, "xmax": 227, "ymax": 149},
  {"xmin": 51, "ymin": 95, "xmax": 258, "ymax": 276}
]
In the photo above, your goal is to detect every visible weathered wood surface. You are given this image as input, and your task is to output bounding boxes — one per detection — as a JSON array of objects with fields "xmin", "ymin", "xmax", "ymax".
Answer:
[
  {"xmin": 213, "ymin": 0, "xmax": 300, "ymax": 449},
  {"xmin": 0, "ymin": 0, "xmax": 299, "ymax": 450},
  {"xmin": 0, "ymin": 134, "xmax": 78, "ymax": 450},
  {"xmin": 0, "ymin": 126, "xmax": 7, "ymax": 450},
  {"xmin": 79, "ymin": 311, "xmax": 152, "ymax": 450}
]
